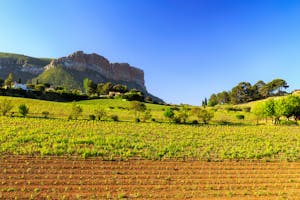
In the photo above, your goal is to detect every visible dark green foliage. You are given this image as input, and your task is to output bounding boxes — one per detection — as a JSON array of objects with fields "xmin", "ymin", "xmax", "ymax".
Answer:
[
  {"xmin": 89, "ymin": 114, "xmax": 96, "ymax": 120},
  {"xmin": 112, "ymin": 84, "xmax": 128, "ymax": 93},
  {"xmin": 83, "ymin": 78, "xmax": 96, "ymax": 95},
  {"xmin": 123, "ymin": 89, "xmax": 144, "ymax": 101},
  {"xmin": 18, "ymin": 104, "xmax": 29, "ymax": 117},
  {"xmin": 35, "ymin": 84, "xmax": 45, "ymax": 92},
  {"xmin": 42, "ymin": 111, "xmax": 50, "ymax": 118},
  {"xmin": 208, "ymin": 94, "xmax": 218, "ymax": 107},
  {"xmin": 111, "ymin": 115, "xmax": 119, "ymax": 121},
  {"xmin": 242, "ymin": 107, "xmax": 251, "ymax": 112},
  {"xmin": 164, "ymin": 107, "xmax": 175, "ymax": 122},
  {"xmin": 236, "ymin": 114, "xmax": 245, "ymax": 120},
  {"xmin": 209, "ymin": 78, "xmax": 289, "ymax": 105},
  {"xmin": 191, "ymin": 120, "xmax": 198, "ymax": 124}
]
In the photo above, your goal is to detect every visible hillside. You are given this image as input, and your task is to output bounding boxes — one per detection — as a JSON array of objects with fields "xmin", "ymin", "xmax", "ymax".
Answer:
[
  {"xmin": 0, "ymin": 51, "xmax": 163, "ymax": 102},
  {"xmin": 0, "ymin": 52, "xmax": 52, "ymax": 82}
]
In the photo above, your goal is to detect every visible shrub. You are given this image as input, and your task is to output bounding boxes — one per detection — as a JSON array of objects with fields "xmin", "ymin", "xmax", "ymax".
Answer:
[
  {"xmin": 18, "ymin": 104, "xmax": 29, "ymax": 117},
  {"xmin": 135, "ymin": 118, "xmax": 140, "ymax": 123},
  {"xmin": 243, "ymin": 107, "xmax": 251, "ymax": 112},
  {"xmin": 42, "ymin": 111, "xmax": 50, "ymax": 118},
  {"xmin": 164, "ymin": 108, "xmax": 174, "ymax": 122},
  {"xmin": 191, "ymin": 120, "xmax": 198, "ymax": 124},
  {"xmin": 279, "ymin": 120, "xmax": 298, "ymax": 126},
  {"xmin": 89, "ymin": 114, "xmax": 96, "ymax": 120},
  {"xmin": 69, "ymin": 103, "xmax": 83, "ymax": 120},
  {"xmin": 151, "ymin": 118, "xmax": 156, "ymax": 122},
  {"xmin": 0, "ymin": 99, "xmax": 13, "ymax": 116},
  {"xmin": 94, "ymin": 107, "xmax": 106, "ymax": 120},
  {"xmin": 236, "ymin": 114, "xmax": 245, "ymax": 120},
  {"xmin": 111, "ymin": 115, "xmax": 119, "ymax": 121}
]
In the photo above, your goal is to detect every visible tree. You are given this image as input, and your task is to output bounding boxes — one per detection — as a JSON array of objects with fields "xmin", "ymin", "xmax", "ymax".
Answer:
[
  {"xmin": 192, "ymin": 107, "xmax": 214, "ymax": 124},
  {"xmin": 217, "ymin": 91, "xmax": 230, "ymax": 104},
  {"xmin": 141, "ymin": 109, "xmax": 152, "ymax": 122},
  {"xmin": 164, "ymin": 107, "xmax": 175, "ymax": 122},
  {"xmin": 178, "ymin": 105, "xmax": 189, "ymax": 123},
  {"xmin": 94, "ymin": 107, "xmax": 107, "ymax": 120},
  {"xmin": 4, "ymin": 73, "xmax": 14, "ymax": 88},
  {"xmin": 0, "ymin": 99, "xmax": 13, "ymax": 116},
  {"xmin": 252, "ymin": 80, "xmax": 266, "ymax": 100},
  {"xmin": 230, "ymin": 82, "xmax": 254, "ymax": 104},
  {"xmin": 69, "ymin": 102, "xmax": 83, "ymax": 119},
  {"xmin": 208, "ymin": 94, "xmax": 218, "ymax": 107},
  {"xmin": 83, "ymin": 78, "xmax": 96, "ymax": 96},
  {"xmin": 112, "ymin": 84, "xmax": 128, "ymax": 93},
  {"xmin": 202, "ymin": 98, "xmax": 208, "ymax": 107},
  {"xmin": 123, "ymin": 89, "xmax": 144, "ymax": 101},
  {"xmin": 130, "ymin": 101, "xmax": 146, "ymax": 120},
  {"xmin": 18, "ymin": 104, "xmax": 29, "ymax": 117},
  {"xmin": 269, "ymin": 79, "xmax": 289, "ymax": 96}
]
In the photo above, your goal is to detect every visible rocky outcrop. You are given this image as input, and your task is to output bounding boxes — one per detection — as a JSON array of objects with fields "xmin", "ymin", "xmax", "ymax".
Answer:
[{"xmin": 45, "ymin": 51, "xmax": 145, "ymax": 89}]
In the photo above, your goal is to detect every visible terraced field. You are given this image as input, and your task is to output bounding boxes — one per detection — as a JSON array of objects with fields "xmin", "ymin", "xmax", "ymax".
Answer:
[{"xmin": 1, "ymin": 156, "xmax": 299, "ymax": 199}]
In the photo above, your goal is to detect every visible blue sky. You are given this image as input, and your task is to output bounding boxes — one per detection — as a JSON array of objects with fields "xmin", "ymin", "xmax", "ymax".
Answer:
[{"xmin": 1, "ymin": 0, "xmax": 300, "ymax": 105}]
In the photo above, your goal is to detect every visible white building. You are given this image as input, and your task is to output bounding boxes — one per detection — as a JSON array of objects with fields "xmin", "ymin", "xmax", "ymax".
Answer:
[{"xmin": 13, "ymin": 82, "xmax": 28, "ymax": 90}]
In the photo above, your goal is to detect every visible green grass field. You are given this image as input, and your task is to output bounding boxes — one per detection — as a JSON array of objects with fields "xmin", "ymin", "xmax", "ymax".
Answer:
[{"xmin": 0, "ymin": 96, "xmax": 299, "ymax": 161}]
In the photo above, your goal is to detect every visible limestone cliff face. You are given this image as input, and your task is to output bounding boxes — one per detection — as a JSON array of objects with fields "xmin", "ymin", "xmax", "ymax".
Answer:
[{"xmin": 45, "ymin": 51, "xmax": 145, "ymax": 89}]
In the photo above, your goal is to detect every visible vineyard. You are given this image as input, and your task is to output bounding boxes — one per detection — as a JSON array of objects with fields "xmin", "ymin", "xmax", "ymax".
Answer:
[
  {"xmin": 1, "ymin": 156, "xmax": 300, "ymax": 199},
  {"xmin": 1, "ymin": 96, "xmax": 300, "ymax": 199}
]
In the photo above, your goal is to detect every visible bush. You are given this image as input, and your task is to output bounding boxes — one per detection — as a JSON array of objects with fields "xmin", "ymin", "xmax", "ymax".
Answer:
[
  {"xmin": 279, "ymin": 120, "xmax": 298, "ymax": 126},
  {"xmin": 225, "ymin": 106, "xmax": 242, "ymax": 112},
  {"xmin": 236, "ymin": 114, "xmax": 245, "ymax": 120},
  {"xmin": 111, "ymin": 115, "xmax": 119, "ymax": 121},
  {"xmin": 42, "ymin": 111, "xmax": 50, "ymax": 118},
  {"xmin": 151, "ymin": 118, "xmax": 156, "ymax": 122},
  {"xmin": 242, "ymin": 107, "xmax": 251, "ymax": 112},
  {"xmin": 69, "ymin": 103, "xmax": 83, "ymax": 120},
  {"xmin": 94, "ymin": 107, "xmax": 106, "ymax": 120},
  {"xmin": 89, "ymin": 114, "xmax": 96, "ymax": 120},
  {"xmin": 19, "ymin": 104, "xmax": 29, "ymax": 117},
  {"xmin": 0, "ymin": 99, "xmax": 13, "ymax": 116},
  {"xmin": 135, "ymin": 118, "xmax": 140, "ymax": 123},
  {"xmin": 191, "ymin": 120, "xmax": 198, "ymax": 124}
]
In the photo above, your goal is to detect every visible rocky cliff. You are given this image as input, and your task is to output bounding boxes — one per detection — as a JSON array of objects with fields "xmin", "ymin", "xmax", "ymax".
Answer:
[
  {"xmin": 44, "ymin": 51, "xmax": 146, "ymax": 90},
  {"xmin": 0, "ymin": 51, "xmax": 162, "ymax": 102}
]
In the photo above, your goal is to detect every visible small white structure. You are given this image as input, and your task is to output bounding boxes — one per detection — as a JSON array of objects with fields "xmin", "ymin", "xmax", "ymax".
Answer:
[{"xmin": 13, "ymin": 82, "xmax": 28, "ymax": 90}]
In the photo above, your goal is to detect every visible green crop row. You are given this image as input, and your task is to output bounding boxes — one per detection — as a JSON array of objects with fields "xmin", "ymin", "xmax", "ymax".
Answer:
[{"xmin": 1, "ymin": 116, "xmax": 299, "ymax": 161}]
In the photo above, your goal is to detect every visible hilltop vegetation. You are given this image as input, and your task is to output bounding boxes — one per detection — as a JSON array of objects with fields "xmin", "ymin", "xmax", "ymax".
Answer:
[{"xmin": 208, "ymin": 78, "xmax": 289, "ymax": 106}]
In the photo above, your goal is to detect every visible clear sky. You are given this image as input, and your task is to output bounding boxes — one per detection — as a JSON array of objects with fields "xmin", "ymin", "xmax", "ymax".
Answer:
[{"xmin": 1, "ymin": 0, "xmax": 300, "ymax": 105}]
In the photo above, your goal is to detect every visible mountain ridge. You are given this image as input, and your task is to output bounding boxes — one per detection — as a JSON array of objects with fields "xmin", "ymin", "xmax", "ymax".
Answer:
[{"xmin": 0, "ymin": 51, "xmax": 162, "ymax": 102}]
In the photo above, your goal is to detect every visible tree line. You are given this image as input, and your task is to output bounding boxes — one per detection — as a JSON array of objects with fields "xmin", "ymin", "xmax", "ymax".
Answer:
[
  {"xmin": 252, "ymin": 95, "xmax": 300, "ymax": 125},
  {"xmin": 208, "ymin": 78, "xmax": 289, "ymax": 106}
]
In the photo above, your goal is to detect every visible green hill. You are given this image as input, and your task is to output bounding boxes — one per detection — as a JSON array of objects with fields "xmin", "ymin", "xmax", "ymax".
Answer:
[{"xmin": 32, "ymin": 66, "xmax": 82, "ymax": 90}]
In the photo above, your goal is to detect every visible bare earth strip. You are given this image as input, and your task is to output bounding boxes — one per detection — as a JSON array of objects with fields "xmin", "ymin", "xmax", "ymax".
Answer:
[{"xmin": 1, "ymin": 156, "xmax": 300, "ymax": 199}]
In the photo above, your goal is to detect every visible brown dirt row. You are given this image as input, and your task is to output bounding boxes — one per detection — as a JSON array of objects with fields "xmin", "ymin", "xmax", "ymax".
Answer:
[{"xmin": 1, "ymin": 156, "xmax": 300, "ymax": 199}]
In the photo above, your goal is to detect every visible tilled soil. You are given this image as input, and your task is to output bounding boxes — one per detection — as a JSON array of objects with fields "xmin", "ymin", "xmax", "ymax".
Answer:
[{"xmin": 1, "ymin": 156, "xmax": 300, "ymax": 199}]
